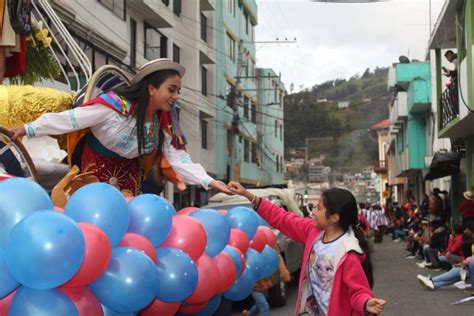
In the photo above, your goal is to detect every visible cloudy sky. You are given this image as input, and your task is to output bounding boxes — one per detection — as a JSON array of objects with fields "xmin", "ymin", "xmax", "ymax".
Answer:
[{"xmin": 255, "ymin": 0, "xmax": 445, "ymax": 92}]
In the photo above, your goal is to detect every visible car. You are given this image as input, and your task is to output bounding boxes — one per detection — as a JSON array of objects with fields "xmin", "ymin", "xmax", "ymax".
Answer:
[{"xmin": 203, "ymin": 187, "xmax": 304, "ymax": 307}]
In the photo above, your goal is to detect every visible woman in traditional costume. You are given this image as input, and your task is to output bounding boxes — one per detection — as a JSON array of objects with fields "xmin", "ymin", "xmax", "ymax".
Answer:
[{"xmin": 10, "ymin": 58, "xmax": 231, "ymax": 196}]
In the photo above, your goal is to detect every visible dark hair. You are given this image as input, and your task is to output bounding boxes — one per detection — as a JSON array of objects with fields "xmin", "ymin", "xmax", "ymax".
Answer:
[
  {"xmin": 444, "ymin": 50, "xmax": 456, "ymax": 58},
  {"xmin": 322, "ymin": 188, "xmax": 374, "ymax": 288},
  {"xmin": 453, "ymin": 223, "xmax": 464, "ymax": 234},
  {"xmin": 113, "ymin": 69, "xmax": 181, "ymax": 155}
]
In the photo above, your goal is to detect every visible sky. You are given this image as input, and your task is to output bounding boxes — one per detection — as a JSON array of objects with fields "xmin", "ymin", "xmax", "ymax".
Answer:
[{"xmin": 255, "ymin": 0, "xmax": 445, "ymax": 92}]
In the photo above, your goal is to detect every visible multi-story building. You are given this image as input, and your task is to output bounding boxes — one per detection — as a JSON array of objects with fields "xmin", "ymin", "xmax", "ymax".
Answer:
[{"xmin": 369, "ymin": 119, "xmax": 390, "ymax": 204}]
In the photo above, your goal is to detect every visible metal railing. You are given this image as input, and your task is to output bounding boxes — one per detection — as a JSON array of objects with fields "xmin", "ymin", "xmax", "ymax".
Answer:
[{"xmin": 439, "ymin": 84, "xmax": 459, "ymax": 130}]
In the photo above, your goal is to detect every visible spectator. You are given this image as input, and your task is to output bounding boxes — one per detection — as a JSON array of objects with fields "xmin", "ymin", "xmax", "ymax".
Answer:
[{"xmin": 460, "ymin": 187, "xmax": 474, "ymax": 228}]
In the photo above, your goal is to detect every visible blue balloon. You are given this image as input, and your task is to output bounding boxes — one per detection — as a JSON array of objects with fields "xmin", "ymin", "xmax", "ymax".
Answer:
[
  {"xmin": 226, "ymin": 206, "xmax": 258, "ymax": 240},
  {"xmin": 155, "ymin": 247, "xmax": 198, "ymax": 302},
  {"xmin": 257, "ymin": 214, "xmax": 270, "ymax": 227},
  {"xmin": 90, "ymin": 248, "xmax": 159, "ymax": 313},
  {"xmin": 6, "ymin": 211, "xmax": 85, "ymax": 289},
  {"xmin": 245, "ymin": 248, "xmax": 265, "ymax": 282},
  {"xmin": 0, "ymin": 248, "xmax": 18, "ymax": 298},
  {"xmin": 223, "ymin": 246, "xmax": 242, "ymax": 276},
  {"xmin": 194, "ymin": 294, "xmax": 222, "ymax": 316},
  {"xmin": 102, "ymin": 305, "xmax": 136, "ymax": 316},
  {"xmin": 9, "ymin": 287, "xmax": 78, "ymax": 316},
  {"xmin": 189, "ymin": 209, "xmax": 231, "ymax": 257},
  {"xmin": 223, "ymin": 267, "xmax": 254, "ymax": 301},
  {"xmin": 261, "ymin": 245, "xmax": 279, "ymax": 278},
  {"xmin": 65, "ymin": 183, "xmax": 130, "ymax": 246},
  {"xmin": 127, "ymin": 194, "xmax": 174, "ymax": 247},
  {"xmin": 0, "ymin": 178, "xmax": 53, "ymax": 248}
]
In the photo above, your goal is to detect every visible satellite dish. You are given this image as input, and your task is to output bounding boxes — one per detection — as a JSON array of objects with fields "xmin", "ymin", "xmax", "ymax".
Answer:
[{"xmin": 399, "ymin": 56, "xmax": 410, "ymax": 64}]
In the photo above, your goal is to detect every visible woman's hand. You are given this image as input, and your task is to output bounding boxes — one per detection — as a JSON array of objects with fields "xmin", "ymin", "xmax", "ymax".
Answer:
[
  {"xmin": 228, "ymin": 181, "xmax": 254, "ymax": 201},
  {"xmin": 209, "ymin": 180, "xmax": 234, "ymax": 195},
  {"xmin": 9, "ymin": 126, "xmax": 26, "ymax": 140},
  {"xmin": 366, "ymin": 298, "xmax": 386, "ymax": 314}
]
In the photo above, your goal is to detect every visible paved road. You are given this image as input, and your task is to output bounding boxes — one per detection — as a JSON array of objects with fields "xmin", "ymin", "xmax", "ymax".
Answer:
[{"xmin": 232, "ymin": 238, "xmax": 473, "ymax": 315}]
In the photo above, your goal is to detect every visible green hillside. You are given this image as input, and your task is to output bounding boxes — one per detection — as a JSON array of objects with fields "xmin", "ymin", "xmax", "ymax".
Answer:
[{"xmin": 284, "ymin": 67, "xmax": 389, "ymax": 170}]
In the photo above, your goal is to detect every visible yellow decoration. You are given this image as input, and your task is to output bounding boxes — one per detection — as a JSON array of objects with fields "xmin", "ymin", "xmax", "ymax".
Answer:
[{"xmin": 0, "ymin": 85, "xmax": 74, "ymax": 128}]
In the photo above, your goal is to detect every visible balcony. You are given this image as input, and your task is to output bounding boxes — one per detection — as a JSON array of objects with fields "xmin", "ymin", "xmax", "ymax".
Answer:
[
  {"xmin": 126, "ymin": 0, "xmax": 172, "ymax": 28},
  {"xmin": 373, "ymin": 160, "xmax": 387, "ymax": 174},
  {"xmin": 389, "ymin": 92, "xmax": 408, "ymax": 126},
  {"xmin": 439, "ymin": 85, "xmax": 459, "ymax": 131}
]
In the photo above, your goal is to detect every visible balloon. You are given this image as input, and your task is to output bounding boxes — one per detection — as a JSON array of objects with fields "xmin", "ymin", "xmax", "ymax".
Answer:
[
  {"xmin": 60, "ymin": 287, "xmax": 103, "ymax": 316},
  {"xmin": 155, "ymin": 247, "xmax": 198, "ymax": 303},
  {"xmin": 245, "ymin": 248, "xmax": 265, "ymax": 282},
  {"xmin": 127, "ymin": 194, "xmax": 175, "ymax": 247},
  {"xmin": 218, "ymin": 210, "xmax": 228, "ymax": 216},
  {"xmin": 0, "ymin": 290, "xmax": 16, "ymax": 316},
  {"xmin": 0, "ymin": 178, "xmax": 53, "ymax": 248},
  {"xmin": 249, "ymin": 227, "xmax": 268, "ymax": 253},
  {"xmin": 118, "ymin": 233, "xmax": 157, "ymax": 264},
  {"xmin": 65, "ymin": 183, "xmax": 130, "ymax": 246},
  {"xmin": 260, "ymin": 245, "xmax": 280, "ymax": 278},
  {"xmin": 223, "ymin": 246, "xmax": 245, "ymax": 276},
  {"xmin": 6, "ymin": 211, "xmax": 85, "ymax": 289},
  {"xmin": 54, "ymin": 206, "xmax": 65, "ymax": 213},
  {"xmin": 194, "ymin": 295, "xmax": 221, "ymax": 316},
  {"xmin": 259, "ymin": 226, "xmax": 276, "ymax": 249},
  {"xmin": 160, "ymin": 215, "xmax": 207, "ymax": 261},
  {"xmin": 8, "ymin": 287, "xmax": 78, "ymax": 316},
  {"xmin": 226, "ymin": 206, "xmax": 258, "ymax": 240},
  {"xmin": 186, "ymin": 255, "xmax": 219, "ymax": 304},
  {"xmin": 0, "ymin": 249, "xmax": 18, "ymax": 298},
  {"xmin": 178, "ymin": 301, "xmax": 207, "ymax": 314},
  {"xmin": 102, "ymin": 305, "xmax": 135, "ymax": 316},
  {"xmin": 177, "ymin": 206, "xmax": 198, "ymax": 216},
  {"xmin": 214, "ymin": 252, "xmax": 237, "ymax": 293},
  {"xmin": 90, "ymin": 248, "xmax": 159, "ymax": 313},
  {"xmin": 189, "ymin": 209, "xmax": 231, "ymax": 257},
  {"xmin": 223, "ymin": 267, "xmax": 254, "ymax": 301},
  {"xmin": 63, "ymin": 223, "xmax": 111, "ymax": 287},
  {"xmin": 256, "ymin": 213, "xmax": 270, "ymax": 227},
  {"xmin": 140, "ymin": 299, "xmax": 180, "ymax": 316},
  {"xmin": 228, "ymin": 228, "xmax": 250, "ymax": 254}
]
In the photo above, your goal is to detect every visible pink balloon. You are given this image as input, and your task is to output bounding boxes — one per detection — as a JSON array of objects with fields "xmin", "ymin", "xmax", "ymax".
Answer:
[
  {"xmin": 160, "ymin": 215, "xmax": 207, "ymax": 261},
  {"xmin": 54, "ymin": 206, "xmax": 64, "ymax": 213},
  {"xmin": 214, "ymin": 252, "xmax": 237, "ymax": 293},
  {"xmin": 63, "ymin": 223, "xmax": 111, "ymax": 287},
  {"xmin": 177, "ymin": 207, "xmax": 198, "ymax": 216},
  {"xmin": 259, "ymin": 226, "xmax": 277, "ymax": 249},
  {"xmin": 0, "ymin": 290, "xmax": 16, "ymax": 316},
  {"xmin": 218, "ymin": 210, "xmax": 228, "ymax": 216},
  {"xmin": 186, "ymin": 255, "xmax": 220, "ymax": 304},
  {"xmin": 140, "ymin": 299, "xmax": 180, "ymax": 316},
  {"xmin": 228, "ymin": 229, "xmax": 249, "ymax": 254},
  {"xmin": 60, "ymin": 287, "xmax": 103, "ymax": 316},
  {"xmin": 118, "ymin": 233, "xmax": 157, "ymax": 264},
  {"xmin": 178, "ymin": 301, "xmax": 207, "ymax": 314},
  {"xmin": 125, "ymin": 196, "xmax": 135, "ymax": 202},
  {"xmin": 249, "ymin": 227, "xmax": 268, "ymax": 253}
]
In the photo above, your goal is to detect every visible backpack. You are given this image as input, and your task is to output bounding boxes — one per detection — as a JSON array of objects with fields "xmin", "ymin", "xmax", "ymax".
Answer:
[{"xmin": 8, "ymin": 0, "xmax": 32, "ymax": 35}]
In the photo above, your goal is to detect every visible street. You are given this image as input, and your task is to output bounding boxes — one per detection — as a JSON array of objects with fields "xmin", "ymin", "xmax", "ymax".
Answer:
[{"xmin": 234, "ymin": 238, "xmax": 473, "ymax": 315}]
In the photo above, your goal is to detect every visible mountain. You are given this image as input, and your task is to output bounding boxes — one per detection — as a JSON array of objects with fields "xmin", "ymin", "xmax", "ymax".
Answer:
[{"xmin": 284, "ymin": 67, "xmax": 389, "ymax": 170}]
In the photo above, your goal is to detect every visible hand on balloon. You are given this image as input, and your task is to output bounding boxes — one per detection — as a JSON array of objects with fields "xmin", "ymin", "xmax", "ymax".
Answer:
[
  {"xmin": 209, "ymin": 180, "xmax": 234, "ymax": 195},
  {"xmin": 228, "ymin": 181, "xmax": 253, "ymax": 201},
  {"xmin": 366, "ymin": 298, "xmax": 386, "ymax": 314}
]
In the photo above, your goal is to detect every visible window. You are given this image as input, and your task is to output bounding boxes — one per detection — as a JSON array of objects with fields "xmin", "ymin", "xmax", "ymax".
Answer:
[
  {"xmin": 280, "ymin": 156, "xmax": 284, "ymax": 173},
  {"xmin": 274, "ymin": 120, "xmax": 278, "ymax": 137},
  {"xmin": 144, "ymin": 23, "xmax": 168, "ymax": 59},
  {"xmin": 279, "ymin": 124, "xmax": 282, "ymax": 140},
  {"xmin": 244, "ymin": 140, "xmax": 249, "ymax": 162},
  {"xmin": 201, "ymin": 66, "xmax": 208, "ymax": 96},
  {"xmin": 173, "ymin": 44, "xmax": 180, "ymax": 63},
  {"xmin": 239, "ymin": 136, "xmax": 243, "ymax": 143},
  {"xmin": 227, "ymin": 129, "xmax": 232, "ymax": 156},
  {"xmin": 276, "ymin": 154, "xmax": 279, "ymax": 172},
  {"xmin": 251, "ymin": 143, "xmax": 257, "ymax": 164},
  {"xmin": 244, "ymin": 10, "xmax": 249, "ymax": 35},
  {"xmin": 251, "ymin": 101, "xmax": 256, "ymax": 123},
  {"xmin": 200, "ymin": 116, "xmax": 208, "ymax": 149},
  {"xmin": 243, "ymin": 96, "xmax": 249, "ymax": 119},
  {"xmin": 226, "ymin": 80, "xmax": 233, "ymax": 108},
  {"xmin": 227, "ymin": 33, "xmax": 235, "ymax": 62},
  {"xmin": 227, "ymin": 0, "xmax": 234, "ymax": 15},
  {"xmin": 130, "ymin": 18, "xmax": 137, "ymax": 68},
  {"xmin": 201, "ymin": 13, "xmax": 207, "ymax": 42},
  {"xmin": 97, "ymin": 0, "xmax": 125, "ymax": 20},
  {"xmin": 173, "ymin": 0, "xmax": 181, "ymax": 16}
]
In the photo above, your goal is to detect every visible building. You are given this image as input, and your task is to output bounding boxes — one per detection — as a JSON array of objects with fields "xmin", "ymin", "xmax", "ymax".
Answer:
[{"xmin": 369, "ymin": 119, "xmax": 390, "ymax": 204}]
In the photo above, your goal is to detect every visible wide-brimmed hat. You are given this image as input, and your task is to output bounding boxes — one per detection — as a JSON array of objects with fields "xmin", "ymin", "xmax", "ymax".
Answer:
[
  {"xmin": 463, "ymin": 187, "xmax": 474, "ymax": 200},
  {"xmin": 131, "ymin": 58, "xmax": 185, "ymax": 84}
]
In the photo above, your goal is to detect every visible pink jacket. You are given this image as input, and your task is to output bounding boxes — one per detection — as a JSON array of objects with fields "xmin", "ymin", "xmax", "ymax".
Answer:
[{"xmin": 255, "ymin": 198, "xmax": 374, "ymax": 316}]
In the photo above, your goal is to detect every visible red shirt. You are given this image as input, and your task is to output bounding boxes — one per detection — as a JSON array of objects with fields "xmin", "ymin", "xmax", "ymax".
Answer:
[{"xmin": 460, "ymin": 199, "xmax": 474, "ymax": 219}]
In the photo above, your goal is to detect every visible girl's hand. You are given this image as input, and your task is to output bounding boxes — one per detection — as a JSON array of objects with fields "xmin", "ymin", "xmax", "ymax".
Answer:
[
  {"xmin": 228, "ymin": 181, "xmax": 253, "ymax": 201},
  {"xmin": 9, "ymin": 126, "xmax": 26, "ymax": 140},
  {"xmin": 209, "ymin": 180, "xmax": 234, "ymax": 195},
  {"xmin": 366, "ymin": 298, "xmax": 386, "ymax": 314}
]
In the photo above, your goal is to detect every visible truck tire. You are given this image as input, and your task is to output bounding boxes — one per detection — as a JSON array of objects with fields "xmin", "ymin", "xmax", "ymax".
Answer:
[{"xmin": 267, "ymin": 275, "xmax": 287, "ymax": 307}]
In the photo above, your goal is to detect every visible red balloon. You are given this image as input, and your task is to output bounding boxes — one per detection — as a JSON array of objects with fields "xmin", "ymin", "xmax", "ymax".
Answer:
[
  {"xmin": 140, "ymin": 299, "xmax": 180, "ymax": 316},
  {"xmin": 118, "ymin": 233, "xmax": 157, "ymax": 264},
  {"xmin": 63, "ymin": 223, "xmax": 112, "ymax": 287},
  {"xmin": 54, "ymin": 206, "xmax": 64, "ymax": 213},
  {"xmin": 259, "ymin": 226, "xmax": 277, "ymax": 249},
  {"xmin": 214, "ymin": 252, "xmax": 237, "ymax": 293},
  {"xmin": 177, "ymin": 207, "xmax": 198, "ymax": 216},
  {"xmin": 160, "ymin": 215, "xmax": 207, "ymax": 261},
  {"xmin": 228, "ymin": 246, "xmax": 246, "ymax": 276},
  {"xmin": 186, "ymin": 255, "xmax": 220, "ymax": 304},
  {"xmin": 178, "ymin": 301, "xmax": 207, "ymax": 314},
  {"xmin": 228, "ymin": 228, "xmax": 249, "ymax": 254},
  {"xmin": 249, "ymin": 227, "xmax": 268, "ymax": 253},
  {"xmin": 0, "ymin": 290, "xmax": 16, "ymax": 316},
  {"xmin": 60, "ymin": 287, "xmax": 103, "ymax": 316}
]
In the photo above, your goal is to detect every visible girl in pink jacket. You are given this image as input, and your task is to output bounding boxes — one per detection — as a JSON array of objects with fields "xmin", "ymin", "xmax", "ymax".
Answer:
[{"xmin": 228, "ymin": 182, "xmax": 386, "ymax": 316}]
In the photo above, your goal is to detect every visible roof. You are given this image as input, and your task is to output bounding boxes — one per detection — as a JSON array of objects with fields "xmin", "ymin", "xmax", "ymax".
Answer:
[{"xmin": 370, "ymin": 119, "xmax": 390, "ymax": 130}]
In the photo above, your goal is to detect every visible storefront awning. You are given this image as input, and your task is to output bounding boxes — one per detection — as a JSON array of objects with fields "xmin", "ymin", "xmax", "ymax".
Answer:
[{"xmin": 423, "ymin": 151, "xmax": 461, "ymax": 181}]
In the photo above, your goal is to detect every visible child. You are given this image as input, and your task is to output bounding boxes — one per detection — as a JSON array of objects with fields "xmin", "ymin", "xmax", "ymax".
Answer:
[{"xmin": 228, "ymin": 182, "xmax": 386, "ymax": 316}]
